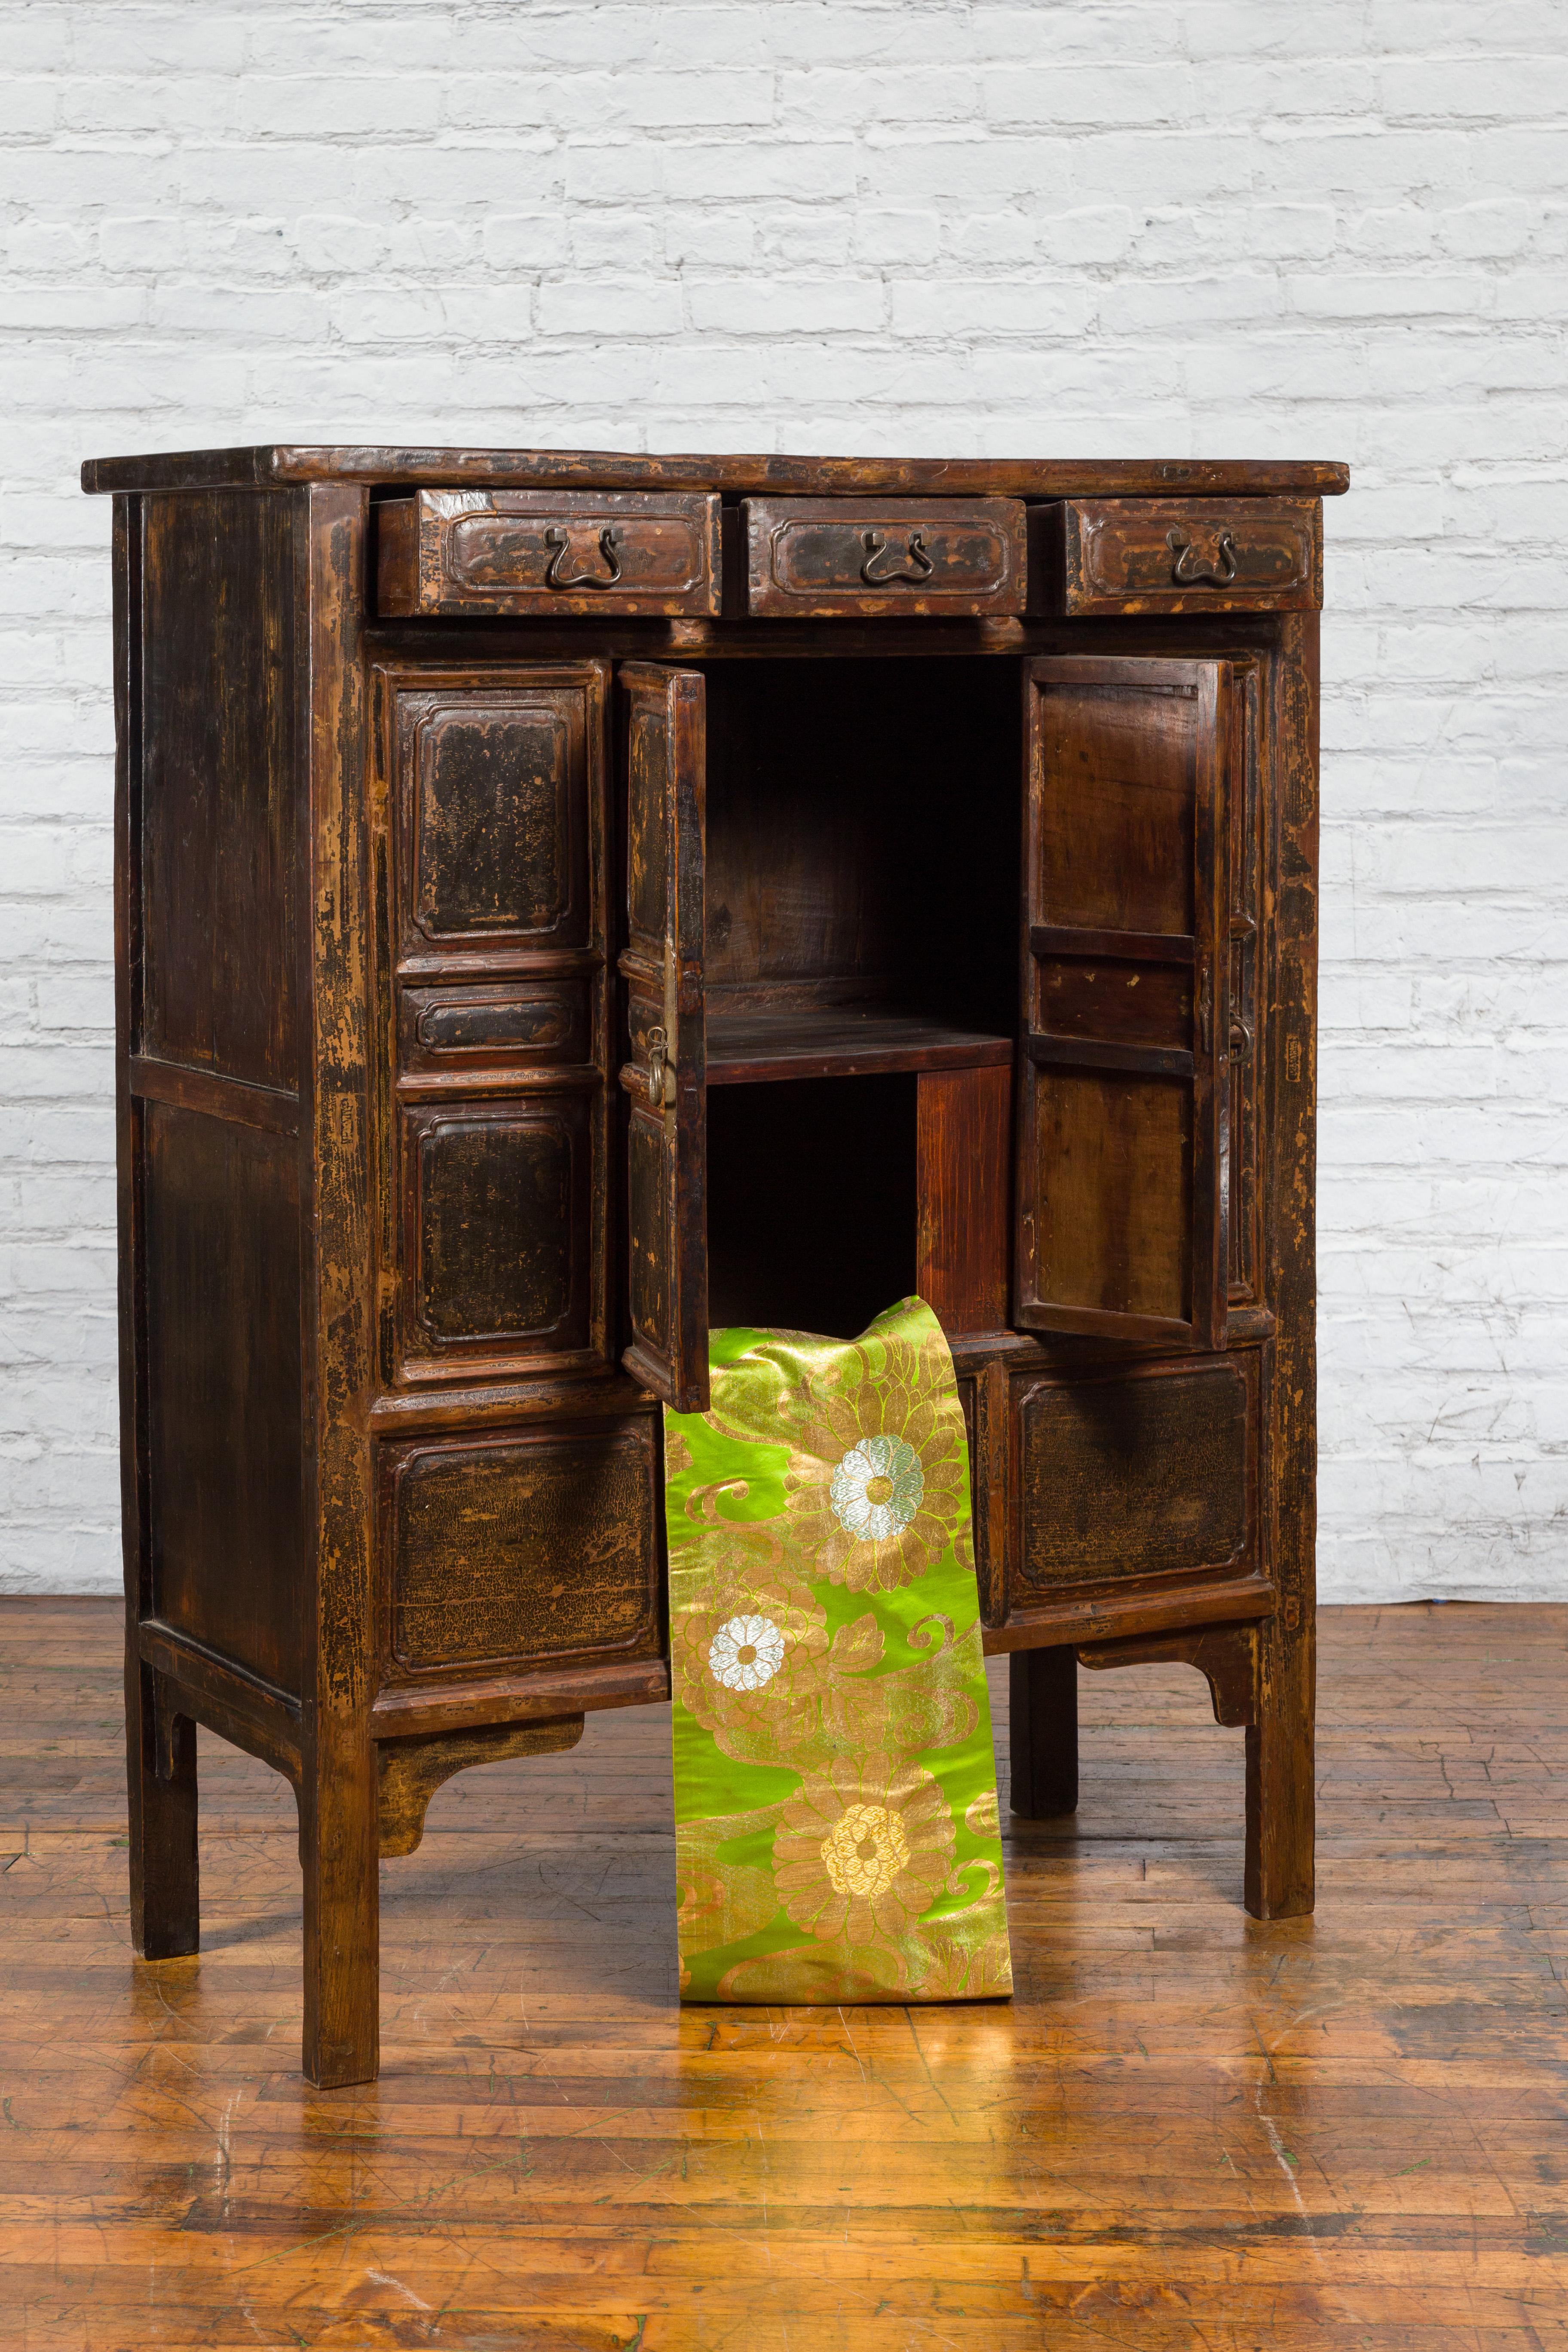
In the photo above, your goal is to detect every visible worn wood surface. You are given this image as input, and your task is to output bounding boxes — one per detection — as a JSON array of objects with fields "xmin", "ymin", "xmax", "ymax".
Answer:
[
  {"xmin": 3, "ymin": 1596, "xmax": 1564, "ymax": 2348},
  {"xmin": 378, "ymin": 491, "xmax": 723, "ymax": 621},
  {"xmin": 82, "ymin": 445, "xmax": 1352, "ymax": 498},
  {"xmin": 1039, "ymin": 496, "xmax": 1323, "ymax": 617},
  {"xmin": 742, "ymin": 495, "xmax": 1027, "ymax": 617},
  {"xmin": 618, "ymin": 664, "xmax": 709, "ymax": 1414},
  {"xmin": 1017, "ymin": 654, "xmax": 1231, "ymax": 1352}
]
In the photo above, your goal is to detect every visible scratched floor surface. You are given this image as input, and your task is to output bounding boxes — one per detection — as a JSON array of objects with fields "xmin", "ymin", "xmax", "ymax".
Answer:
[{"xmin": 1, "ymin": 1599, "xmax": 1566, "ymax": 2349}]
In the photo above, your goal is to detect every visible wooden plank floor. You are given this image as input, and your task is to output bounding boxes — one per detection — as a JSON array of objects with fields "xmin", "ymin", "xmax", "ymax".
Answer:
[{"xmin": 2, "ymin": 1599, "xmax": 1566, "ymax": 2349}]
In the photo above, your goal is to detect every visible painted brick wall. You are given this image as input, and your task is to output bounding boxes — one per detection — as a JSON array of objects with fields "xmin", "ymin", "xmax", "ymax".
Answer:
[{"xmin": 3, "ymin": 3, "xmax": 1565, "ymax": 1601}]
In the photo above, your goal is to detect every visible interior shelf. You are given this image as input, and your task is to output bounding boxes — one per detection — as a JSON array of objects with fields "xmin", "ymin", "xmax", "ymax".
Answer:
[{"xmin": 706, "ymin": 1003, "xmax": 1014, "ymax": 1087}]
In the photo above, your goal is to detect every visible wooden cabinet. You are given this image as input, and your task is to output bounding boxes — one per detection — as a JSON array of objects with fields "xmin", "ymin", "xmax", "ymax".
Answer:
[{"xmin": 84, "ymin": 443, "xmax": 1345, "ymax": 2084}]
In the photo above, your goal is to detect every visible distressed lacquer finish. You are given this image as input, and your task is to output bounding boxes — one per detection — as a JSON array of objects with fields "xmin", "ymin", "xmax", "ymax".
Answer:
[
  {"xmin": 619, "ymin": 662, "xmax": 708, "ymax": 1413},
  {"xmin": 90, "ymin": 444, "xmax": 1334, "ymax": 2076},
  {"xmin": 1038, "ymin": 494, "xmax": 1324, "ymax": 617},
  {"xmin": 380, "ymin": 661, "xmax": 613, "ymax": 1389},
  {"xmin": 378, "ymin": 487, "xmax": 723, "ymax": 619},
  {"xmin": 743, "ymin": 495, "xmax": 1027, "ymax": 618}
]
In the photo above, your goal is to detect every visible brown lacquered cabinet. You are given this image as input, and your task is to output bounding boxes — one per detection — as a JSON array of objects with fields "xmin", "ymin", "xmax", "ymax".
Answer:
[{"xmin": 84, "ymin": 444, "xmax": 1344, "ymax": 2084}]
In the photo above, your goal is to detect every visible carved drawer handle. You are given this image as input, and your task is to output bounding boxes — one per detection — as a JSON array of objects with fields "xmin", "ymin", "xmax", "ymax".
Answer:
[
  {"xmin": 860, "ymin": 528, "xmax": 934, "ymax": 585},
  {"xmin": 544, "ymin": 524, "xmax": 622, "ymax": 590},
  {"xmin": 1167, "ymin": 527, "xmax": 1238, "ymax": 587}
]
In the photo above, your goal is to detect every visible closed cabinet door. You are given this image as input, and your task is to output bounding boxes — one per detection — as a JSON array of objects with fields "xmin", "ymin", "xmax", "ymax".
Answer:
[
  {"xmin": 1015, "ymin": 655, "xmax": 1233, "ymax": 1351},
  {"xmin": 617, "ymin": 664, "xmax": 710, "ymax": 1412},
  {"xmin": 379, "ymin": 662, "xmax": 612, "ymax": 1385}
]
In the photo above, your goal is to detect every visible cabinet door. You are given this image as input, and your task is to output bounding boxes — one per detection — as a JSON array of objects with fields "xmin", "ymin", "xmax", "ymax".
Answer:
[
  {"xmin": 618, "ymin": 664, "xmax": 709, "ymax": 1411},
  {"xmin": 1016, "ymin": 656, "xmax": 1231, "ymax": 1350}
]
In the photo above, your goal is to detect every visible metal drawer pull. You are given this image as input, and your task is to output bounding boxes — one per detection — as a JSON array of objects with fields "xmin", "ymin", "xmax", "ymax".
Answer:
[
  {"xmin": 1167, "ymin": 527, "xmax": 1238, "ymax": 587},
  {"xmin": 860, "ymin": 528, "xmax": 934, "ymax": 585},
  {"xmin": 646, "ymin": 1025, "xmax": 668, "ymax": 1107},
  {"xmin": 544, "ymin": 524, "xmax": 622, "ymax": 590}
]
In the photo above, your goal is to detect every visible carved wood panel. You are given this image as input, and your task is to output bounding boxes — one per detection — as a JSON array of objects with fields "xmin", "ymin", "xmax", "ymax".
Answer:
[
  {"xmin": 377, "ymin": 663, "xmax": 611, "ymax": 1387},
  {"xmin": 1008, "ymin": 1352, "xmax": 1258, "ymax": 1602},
  {"xmin": 379, "ymin": 1419, "xmax": 662, "ymax": 1682}
]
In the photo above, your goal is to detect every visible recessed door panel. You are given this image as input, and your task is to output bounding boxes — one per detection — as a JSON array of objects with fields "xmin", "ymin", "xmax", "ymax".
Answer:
[
  {"xmin": 399, "ymin": 688, "xmax": 590, "ymax": 953},
  {"xmin": 407, "ymin": 1097, "xmax": 591, "ymax": 1354}
]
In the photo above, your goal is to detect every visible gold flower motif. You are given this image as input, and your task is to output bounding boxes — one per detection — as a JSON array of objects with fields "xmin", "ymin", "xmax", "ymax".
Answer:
[
  {"xmin": 783, "ymin": 1332, "xmax": 970, "ymax": 1592},
  {"xmin": 774, "ymin": 1751, "xmax": 956, "ymax": 1947}
]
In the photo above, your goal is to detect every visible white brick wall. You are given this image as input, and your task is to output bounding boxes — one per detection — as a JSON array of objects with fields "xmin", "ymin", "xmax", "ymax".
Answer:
[{"xmin": 3, "ymin": 1, "xmax": 1565, "ymax": 1602}]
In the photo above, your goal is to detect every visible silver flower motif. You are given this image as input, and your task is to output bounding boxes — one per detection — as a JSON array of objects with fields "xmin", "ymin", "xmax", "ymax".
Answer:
[
  {"xmin": 707, "ymin": 1613, "xmax": 786, "ymax": 1693},
  {"xmin": 830, "ymin": 1433, "xmax": 925, "ymax": 1543}
]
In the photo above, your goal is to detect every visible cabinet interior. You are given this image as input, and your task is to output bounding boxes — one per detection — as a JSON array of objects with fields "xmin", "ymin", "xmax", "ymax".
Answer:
[
  {"xmin": 701, "ymin": 655, "xmax": 1021, "ymax": 1077},
  {"xmin": 698, "ymin": 655, "xmax": 1020, "ymax": 1339},
  {"xmin": 706, "ymin": 1074, "xmax": 918, "ymax": 1338}
]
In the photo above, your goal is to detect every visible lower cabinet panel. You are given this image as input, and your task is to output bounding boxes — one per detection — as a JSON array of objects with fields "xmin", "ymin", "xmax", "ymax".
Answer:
[
  {"xmin": 1012, "ymin": 1353, "xmax": 1254, "ymax": 1594},
  {"xmin": 381, "ymin": 1417, "xmax": 660, "ymax": 1676}
]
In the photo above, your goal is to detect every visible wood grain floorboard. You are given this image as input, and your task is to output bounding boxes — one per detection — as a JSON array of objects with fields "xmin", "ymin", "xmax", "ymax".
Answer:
[{"xmin": 1, "ymin": 1599, "xmax": 1565, "ymax": 2347}]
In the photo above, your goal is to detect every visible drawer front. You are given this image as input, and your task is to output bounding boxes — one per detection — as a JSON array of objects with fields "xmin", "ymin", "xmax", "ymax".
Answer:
[
  {"xmin": 744, "ymin": 496, "xmax": 1026, "ymax": 617},
  {"xmin": 380, "ymin": 1419, "xmax": 660, "ymax": 1678},
  {"xmin": 400, "ymin": 978, "xmax": 591, "ymax": 1073},
  {"xmin": 1010, "ymin": 1356, "xmax": 1256, "ymax": 1597},
  {"xmin": 379, "ymin": 489, "xmax": 722, "ymax": 618},
  {"xmin": 1042, "ymin": 496, "xmax": 1321, "ymax": 614}
]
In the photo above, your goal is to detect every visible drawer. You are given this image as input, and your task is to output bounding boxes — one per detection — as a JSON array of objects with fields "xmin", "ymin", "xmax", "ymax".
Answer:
[
  {"xmin": 1037, "ymin": 496, "xmax": 1321, "ymax": 615},
  {"xmin": 378, "ymin": 490, "xmax": 723, "ymax": 618},
  {"xmin": 398, "ymin": 978, "xmax": 592, "ymax": 1074},
  {"xmin": 743, "ymin": 496, "xmax": 1026, "ymax": 617}
]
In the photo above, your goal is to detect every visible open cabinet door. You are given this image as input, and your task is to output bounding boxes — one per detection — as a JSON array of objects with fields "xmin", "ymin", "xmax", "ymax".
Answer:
[
  {"xmin": 618, "ymin": 664, "xmax": 709, "ymax": 1410},
  {"xmin": 1016, "ymin": 656, "xmax": 1231, "ymax": 1351}
]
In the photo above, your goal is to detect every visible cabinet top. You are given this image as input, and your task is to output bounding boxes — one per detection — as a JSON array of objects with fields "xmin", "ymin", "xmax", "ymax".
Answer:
[{"xmin": 80, "ymin": 444, "xmax": 1350, "ymax": 499}]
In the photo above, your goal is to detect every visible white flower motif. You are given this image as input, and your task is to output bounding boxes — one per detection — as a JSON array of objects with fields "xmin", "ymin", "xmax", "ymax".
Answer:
[
  {"xmin": 707, "ymin": 1613, "xmax": 786, "ymax": 1693},
  {"xmin": 829, "ymin": 1434, "xmax": 925, "ymax": 1543}
]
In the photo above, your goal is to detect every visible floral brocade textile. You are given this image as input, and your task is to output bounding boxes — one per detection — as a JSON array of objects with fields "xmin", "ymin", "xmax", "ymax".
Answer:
[{"xmin": 665, "ymin": 1296, "xmax": 1013, "ymax": 2004}]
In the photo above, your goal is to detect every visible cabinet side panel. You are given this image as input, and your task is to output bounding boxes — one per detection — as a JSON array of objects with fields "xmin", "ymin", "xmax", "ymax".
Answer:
[
  {"xmin": 143, "ymin": 1101, "xmax": 306, "ymax": 1692},
  {"xmin": 140, "ymin": 489, "xmax": 299, "ymax": 1089}
]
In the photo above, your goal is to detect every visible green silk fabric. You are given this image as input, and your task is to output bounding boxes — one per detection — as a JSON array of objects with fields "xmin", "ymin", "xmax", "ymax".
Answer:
[{"xmin": 664, "ymin": 1295, "xmax": 1013, "ymax": 2004}]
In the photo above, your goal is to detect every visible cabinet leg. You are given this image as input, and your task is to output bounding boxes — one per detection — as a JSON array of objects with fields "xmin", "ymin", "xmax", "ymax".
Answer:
[
  {"xmin": 300, "ymin": 1747, "xmax": 380, "ymax": 2089},
  {"xmin": 1244, "ymin": 1643, "xmax": 1314, "ymax": 1920},
  {"xmin": 1008, "ymin": 1644, "xmax": 1079, "ymax": 1819},
  {"xmin": 126, "ymin": 1656, "xmax": 199, "ymax": 1960}
]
